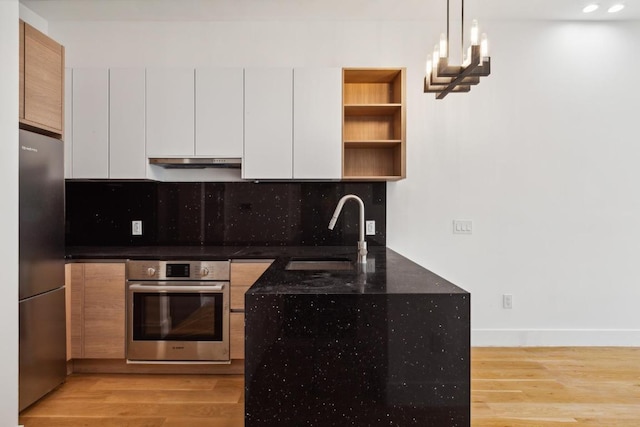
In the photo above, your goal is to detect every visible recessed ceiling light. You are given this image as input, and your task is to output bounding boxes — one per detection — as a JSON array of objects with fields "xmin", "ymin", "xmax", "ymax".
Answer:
[
  {"xmin": 608, "ymin": 4, "xmax": 625, "ymax": 12},
  {"xmin": 583, "ymin": 4, "xmax": 599, "ymax": 13}
]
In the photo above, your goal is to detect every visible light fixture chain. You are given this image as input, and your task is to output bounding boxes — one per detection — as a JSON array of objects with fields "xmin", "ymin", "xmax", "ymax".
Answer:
[
  {"xmin": 447, "ymin": 0, "xmax": 466, "ymax": 56},
  {"xmin": 461, "ymin": 0, "xmax": 465, "ymax": 54},
  {"xmin": 447, "ymin": 0, "xmax": 450, "ymax": 52}
]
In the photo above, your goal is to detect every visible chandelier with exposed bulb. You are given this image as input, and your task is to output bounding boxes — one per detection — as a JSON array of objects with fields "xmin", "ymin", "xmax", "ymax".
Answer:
[{"xmin": 424, "ymin": 0, "xmax": 491, "ymax": 99}]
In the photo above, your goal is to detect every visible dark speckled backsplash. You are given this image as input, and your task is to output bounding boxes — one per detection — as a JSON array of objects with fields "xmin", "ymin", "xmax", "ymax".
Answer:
[{"xmin": 65, "ymin": 181, "xmax": 386, "ymax": 246}]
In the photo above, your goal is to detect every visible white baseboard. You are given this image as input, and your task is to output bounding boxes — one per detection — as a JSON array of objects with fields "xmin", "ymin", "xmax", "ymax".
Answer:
[{"xmin": 471, "ymin": 329, "xmax": 640, "ymax": 347}]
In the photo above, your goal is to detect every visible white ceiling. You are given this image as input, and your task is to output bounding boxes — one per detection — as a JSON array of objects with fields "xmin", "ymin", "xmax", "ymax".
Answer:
[{"xmin": 19, "ymin": 0, "xmax": 640, "ymax": 22}]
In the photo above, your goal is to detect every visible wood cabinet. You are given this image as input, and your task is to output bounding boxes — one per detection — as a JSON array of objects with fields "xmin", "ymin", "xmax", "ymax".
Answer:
[
  {"xmin": 195, "ymin": 68, "xmax": 244, "ymax": 157},
  {"xmin": 293, "ymin": 68, "xmax": 342, "ymax": 179},
  {"xmin": 229, "ymin": 312, "xmax": 245, "ymax": 360},
  {"xmin": 64, "ymin": 264, "xmax": 73, "ymax": 361},
  {"xmin": 342, "ymin": 68, "xmax": 406, "ymax": 180},
  {"xmin": 71, "ymin": 68, "xmax": 109, "ymax": 179},
  {"xmin": 230, "ymin": 260, "xmax": 272, "ymax": 311},
  {"xmin": 67, "ymin": 263, "xmax": 126, "ymax": 360},
  {"xmin": 19, "ymin": 21, "xmax": 65, "ymax": 137},
  {"xmin": 229, "ymin": 260, "xmax": 273, "ymax": 359},
  {"xmin": 110, "ymin": 68, "xmax": 146, "ymax": 179},
  {"xmin": 243, "ymin": 68, "xmax": 294, "ymax": 179},
  {"xmin": 146, "ymin": 68, "xmax": 195, "ymax": 157},
  {"xmin": 19, "ymin": 21, "xmax": 24, "ymax": 121},
  {"xmin": 63, "ymin": 68, "xmax": 73, "ymax": 178}
]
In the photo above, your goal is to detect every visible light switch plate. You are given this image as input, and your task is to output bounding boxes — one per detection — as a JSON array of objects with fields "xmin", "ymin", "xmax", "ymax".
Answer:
[
  {"xmin": 503, "ymin": 294, "xmax": 513, "ymax": 309},
  {"xmin": 453, "ymin": 220, "xmax": 473, "ymax": 234},
  {"xmin": 132, "ymin": 220, "xmax": 142, "ymax": 236},
  {"xmin": 366, "ymin": 220, "xmax": 376, "ymax": 235}
]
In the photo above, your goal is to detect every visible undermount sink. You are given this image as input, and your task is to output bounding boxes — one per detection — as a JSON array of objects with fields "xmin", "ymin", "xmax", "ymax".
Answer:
[{"xmin": 285, "ymin": 258, "xmax": 353, "ymax": 271}]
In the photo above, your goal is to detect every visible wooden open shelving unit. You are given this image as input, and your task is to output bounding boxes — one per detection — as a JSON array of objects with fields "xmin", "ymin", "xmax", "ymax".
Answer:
[{"xmin": 342, "ymin": 68, "xmax": 406, "ymax": 181}]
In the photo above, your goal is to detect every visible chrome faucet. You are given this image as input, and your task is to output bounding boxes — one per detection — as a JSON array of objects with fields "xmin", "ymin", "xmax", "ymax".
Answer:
[{"xmin": 328, "ymin": 194, "xmax": 367, "ymax": 264}]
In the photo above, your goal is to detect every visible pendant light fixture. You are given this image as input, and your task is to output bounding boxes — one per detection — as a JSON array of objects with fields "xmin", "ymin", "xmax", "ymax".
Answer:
[{"xmin": 424, "ymin": 0, "xmax": 491, "ymax": 99}]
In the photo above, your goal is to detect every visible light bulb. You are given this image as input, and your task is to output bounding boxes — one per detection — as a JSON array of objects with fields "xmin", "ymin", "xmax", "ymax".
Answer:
[
  {"xmin": 583, "ymin": 4, "xmax": 599, "ymax": 13},
  {"xmin": 463, "ymin": 46, "xmax": 471, "ymax": 67},
  {"xmin": 480, "ymin": 33, "xmax": 489, "ymax": 58},
  {"xmin": 470, "ymin": 20, "xmax": 479, "ymax": 46},
  {"xmin": 608, "ymin": 4, "xmax": 624, "ymax": 13},
  {"xmin": 432, "ymin": 45, "xmax": 440, "ymax": 70},
  {"xmin": 426, "ymin": 59, "xmax": 432, "ymax": 79},
  {"xmin": 439, "ymin": 33, "xmax": 447, "ymax": 58}
]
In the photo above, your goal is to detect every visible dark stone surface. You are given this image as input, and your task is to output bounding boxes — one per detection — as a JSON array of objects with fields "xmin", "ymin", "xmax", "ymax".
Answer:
[
  {"xmin": 65, "ymin": 245, "xmax": 245, "ymax": 260},
  {"xmin": 65, "ymin": 181, "xmax": 386, "ymax": 247},
  {"xmin": 245, "ymin": 247, "xmax": 470, "ymax": 427}
]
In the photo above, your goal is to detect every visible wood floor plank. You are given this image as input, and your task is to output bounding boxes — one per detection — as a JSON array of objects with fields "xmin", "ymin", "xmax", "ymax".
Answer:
[
  {"xmin": 101, "ymin": 389, "xmax": 242, "ymax": 404},
  {"xmin": 161, "ymin": 417, "xmax": 244, "ymax": 427},
  {"xmin": 18, "ymin": 417, "xmax": 165, "ymax": 427},
  {"xmin": 23, "ymin": 401, "xmax": 245, "ymax": 418}
]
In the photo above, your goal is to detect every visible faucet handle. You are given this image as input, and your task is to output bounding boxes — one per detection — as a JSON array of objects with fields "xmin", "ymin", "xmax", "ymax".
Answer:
[{"xmin": 357, "ymin": 240, "xmax": 368, "ymax": 264}]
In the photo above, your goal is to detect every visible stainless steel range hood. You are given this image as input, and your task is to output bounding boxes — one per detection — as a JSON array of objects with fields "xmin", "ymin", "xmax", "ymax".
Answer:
[{"xmin": 149, "ymin": 157, "xmax": 242, "ymax": 169}]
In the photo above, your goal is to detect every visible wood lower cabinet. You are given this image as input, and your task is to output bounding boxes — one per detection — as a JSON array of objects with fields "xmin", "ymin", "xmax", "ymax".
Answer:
[
  {"xmin": 67, "ymin": 263, "xmax": 126, "ymax": 360},
  {"xmin": 67, "ymin": 260, "xmax": 270, "ymax": 363},
  {"xmin": 229, "ymin": 260, "xmax": 273, "ymax": 359},
  {"xmin": 230, "ymin": 312, "xmax": 245, "ymax": 360},
  {"xmin": 19, "ymin": 20, "xmax": 65, "ymax": 137}
]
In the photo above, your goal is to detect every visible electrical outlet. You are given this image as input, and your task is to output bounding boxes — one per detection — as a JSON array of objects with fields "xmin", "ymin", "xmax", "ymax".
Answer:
[
  {"xmin": 453, "ymin": 220, "xmax": 473, "ymax": 234},
  {"xmin": 503, "ymin": 294, "xmax": 513, "ymax": 309},
  {"xmin": 366, "ymin": 220, "xmax": 376, "ymax": 236},
  {"xmin": 132, "ymin": 220, "xmax": 142, "ymax": 236}
]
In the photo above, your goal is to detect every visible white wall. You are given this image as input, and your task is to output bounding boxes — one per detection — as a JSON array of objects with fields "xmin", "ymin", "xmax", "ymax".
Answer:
[
  {"xmin": 19, "ymin": 2, "xmax": 47, "ymax": 32},
  {"xmin": 0, "ymin": 0, "xmax": 20, "ymax": 424},
  {"xmin": 49, "ymin": 18, "xmax": 640, "ymax": 346},
  {"xmin": 389, "ymin": 21, "xmax": 640, "ymax": 346}
]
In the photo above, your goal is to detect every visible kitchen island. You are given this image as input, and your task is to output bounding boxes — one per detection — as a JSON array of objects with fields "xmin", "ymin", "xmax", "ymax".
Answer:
[{"xmin": 245, "ymin": 247, "xmax": 470, "ymax": 427}]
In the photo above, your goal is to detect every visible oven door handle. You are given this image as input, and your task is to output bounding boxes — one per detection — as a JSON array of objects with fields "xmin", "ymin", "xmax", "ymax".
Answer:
[{"xmin": 128, "ymin": 284, "xmax": 226, "ymax": 293}]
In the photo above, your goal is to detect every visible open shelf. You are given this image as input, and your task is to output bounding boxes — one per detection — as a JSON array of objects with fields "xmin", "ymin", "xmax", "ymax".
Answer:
[
  {"xmin": 344, "ymin": 104, "xmax": 401, "ymax": 116},
  {"xmin": 344, "ymin": 140, "xmax": 402, "ymax": 149},
  {"xmin": 342, "ymin": 68, "xmax": 406, "ymax": 180},
  {"xmin": 343, "ymin": 145, "xmax": 403, "ymax": 180}
]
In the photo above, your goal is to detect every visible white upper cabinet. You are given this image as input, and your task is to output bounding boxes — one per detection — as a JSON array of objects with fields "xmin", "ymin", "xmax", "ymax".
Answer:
[
  {"xmin": 243, "ymin": 68, "xmax": 293, "ymax": 180},
  {"xmin": 146, "ymin": 68, "xmax": 195, "ymax": 157},
  {"xmin": 293, "ymin": 68, "xmax": 342, "ymax": 179},
  {"xmin": 64, "ymin": 68, "xmax": 73, "ymax": 179},
  {"xmin": 66, "ymin": 66, "xmax": 344, "ymax": 181},
  {"xmin": 195, "ymin": 68, "xmax": 244, "ymax": 157},
  {"xmin": 72, "ymin": 68, "xmax": 109, "ymax": 179},
  {"xmin": 110, "ymin": 68, "xmax": 146, "ymax": 179}
]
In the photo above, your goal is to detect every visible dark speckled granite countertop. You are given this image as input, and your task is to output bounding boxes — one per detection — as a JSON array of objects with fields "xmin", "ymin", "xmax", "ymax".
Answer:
[
  {"xmin": 66, "ymin": 245, "xmax": 467, "ymax": 296},
  {"xmin": 248, "ymin": 247, "xmax": 467, "ymax": 295}
]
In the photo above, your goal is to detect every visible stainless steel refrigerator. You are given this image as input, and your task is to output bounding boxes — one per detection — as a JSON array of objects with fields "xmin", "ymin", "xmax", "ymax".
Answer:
[{"xmin": 18, "ymin": 129, "xmax": 66, "ymax": 411}]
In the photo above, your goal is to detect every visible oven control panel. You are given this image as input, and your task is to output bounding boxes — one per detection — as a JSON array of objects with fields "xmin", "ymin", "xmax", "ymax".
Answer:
[{"xmin": 126, "ymin": 260, "xmax": 230, "ymax": 281}]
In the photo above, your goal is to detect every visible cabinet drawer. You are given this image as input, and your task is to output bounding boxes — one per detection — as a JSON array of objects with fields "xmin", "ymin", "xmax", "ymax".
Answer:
[
  {"xmin": 230, "ymin": 261, "xmax": 272, "ymax": 311},
  {"xmin": 230, "ymin": 312, "xmax": 245, "ymax": 360}
]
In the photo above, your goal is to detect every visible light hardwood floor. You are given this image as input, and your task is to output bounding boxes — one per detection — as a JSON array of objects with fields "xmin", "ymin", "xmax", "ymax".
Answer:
[{"xmin": 19, "ymin": 348, "xmax": 640, "ymax": 427}]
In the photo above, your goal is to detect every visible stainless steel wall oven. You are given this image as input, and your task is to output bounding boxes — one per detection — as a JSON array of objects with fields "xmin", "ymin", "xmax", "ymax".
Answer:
[{"xmin": 126, "ymin": 260, "xmax": 230, "ymax": 362}]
